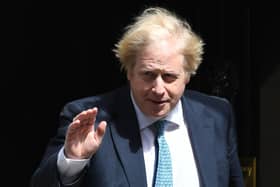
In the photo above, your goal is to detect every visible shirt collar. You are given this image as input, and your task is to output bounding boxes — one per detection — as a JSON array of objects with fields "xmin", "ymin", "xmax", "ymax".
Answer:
[{"xmin": 130, "ymin": 91, "xmax": 185, "ymax": 130}]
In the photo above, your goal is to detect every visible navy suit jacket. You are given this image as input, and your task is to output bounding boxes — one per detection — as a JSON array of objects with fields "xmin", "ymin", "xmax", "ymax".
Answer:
[{"xmin": 31, "ymin": 85, "xmax": 244, "ymax": 187}]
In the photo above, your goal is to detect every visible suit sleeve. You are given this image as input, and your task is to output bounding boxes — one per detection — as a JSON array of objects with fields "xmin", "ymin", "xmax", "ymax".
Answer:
[{"xmin": 30, "ymin": 102, "xmax": 87, "ymax": 187}]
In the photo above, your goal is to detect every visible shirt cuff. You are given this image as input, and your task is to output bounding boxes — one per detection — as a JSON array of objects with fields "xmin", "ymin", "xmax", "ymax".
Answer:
[{"xmin": 57, "ymin": 147, "xmax": 90, "ymax": 184}]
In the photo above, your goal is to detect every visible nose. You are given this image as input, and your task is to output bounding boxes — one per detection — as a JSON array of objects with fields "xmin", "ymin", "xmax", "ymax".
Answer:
[{"xmin": 151, "ymin": 75, "xmax": 165, "ymax": 95}]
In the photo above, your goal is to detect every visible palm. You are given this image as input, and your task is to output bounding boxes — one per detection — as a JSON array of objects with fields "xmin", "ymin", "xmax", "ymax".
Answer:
[{"xmin": 64, "ymin": 108, "xmax": 106, "ymax": 159}]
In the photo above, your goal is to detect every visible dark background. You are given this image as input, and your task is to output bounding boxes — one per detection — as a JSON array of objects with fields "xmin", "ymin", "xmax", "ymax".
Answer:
[{"xmin": 9, "ymin": 1, "xmax": 279, "ymax": 186}]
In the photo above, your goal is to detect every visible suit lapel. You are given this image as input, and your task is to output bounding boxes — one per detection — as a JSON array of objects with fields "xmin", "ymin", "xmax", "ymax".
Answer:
[
  {"xmin": 108, "ymin": 87, "xmax": 218, "ymax": 187},
  {"xmin": 109, "ymin": 87, "xmax": 147, "ymax": 187},
  {"xmin": 182, "ymin": 93, "xmax": 218, "ymax": 187}
]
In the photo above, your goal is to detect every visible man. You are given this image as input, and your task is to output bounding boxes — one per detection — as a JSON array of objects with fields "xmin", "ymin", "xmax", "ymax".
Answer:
[{"xmin": 31, "ymin": 7, "xmax": 244, "ymax": 187}]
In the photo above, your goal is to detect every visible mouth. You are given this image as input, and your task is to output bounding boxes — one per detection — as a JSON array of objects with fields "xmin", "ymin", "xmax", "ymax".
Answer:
[{"xmin": 149, "ymin": 99, "xmax": 168, "ymax": 105}]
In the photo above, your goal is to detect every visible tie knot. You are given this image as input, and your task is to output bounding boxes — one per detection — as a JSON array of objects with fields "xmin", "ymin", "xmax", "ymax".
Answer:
[{"xmin": 154, "ymin": 120, "xmax": 167, "ymax": 136}]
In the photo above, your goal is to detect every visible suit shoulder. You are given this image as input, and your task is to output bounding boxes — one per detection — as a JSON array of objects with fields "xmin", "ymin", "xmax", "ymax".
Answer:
[
  {"xmin": 61, "ymin": 86, "xmax": 128, "ymax": 117},
  {"xmin": 184, "ymin": 89, "xmax": 232, "ymax": 111}
]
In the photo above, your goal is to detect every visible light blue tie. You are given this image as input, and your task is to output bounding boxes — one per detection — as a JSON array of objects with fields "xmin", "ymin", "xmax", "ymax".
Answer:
[{"xmin": 154, "ymin": 120, "xmax": 173, "ymax": 187}]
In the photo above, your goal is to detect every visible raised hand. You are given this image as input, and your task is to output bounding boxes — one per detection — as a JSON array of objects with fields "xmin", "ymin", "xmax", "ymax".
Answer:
[{"xmin": 64, "ymin": 107, "xmax": 107, "ymax": 159}]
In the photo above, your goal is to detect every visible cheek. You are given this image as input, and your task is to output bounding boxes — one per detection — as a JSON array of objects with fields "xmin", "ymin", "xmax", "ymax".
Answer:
[
  {"xmin": 167, "ymin": 81, "xmax": 187, "ymax": 98},
  {"xmin": 129, "ymin": 77, "xmax": 148, "ymax": 95}
]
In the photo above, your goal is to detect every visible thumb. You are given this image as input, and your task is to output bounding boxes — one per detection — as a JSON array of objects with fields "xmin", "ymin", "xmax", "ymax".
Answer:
[{"xmin": 96, "ymin": 121, "xmax": 107, "ymax": 139}]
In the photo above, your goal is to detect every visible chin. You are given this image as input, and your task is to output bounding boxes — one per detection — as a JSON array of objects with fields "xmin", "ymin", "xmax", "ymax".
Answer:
[
  {"xmin": 149, "ymin": 108, "xmax": 169, "ymax": 118},
  {"xmin": 142, "ymin": 102, "xmax": 170, "ymax": 117}
]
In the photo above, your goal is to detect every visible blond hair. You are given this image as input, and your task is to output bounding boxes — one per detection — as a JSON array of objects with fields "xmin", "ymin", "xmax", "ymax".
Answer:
[{"xmin": 113, "ymin": 7, "xmax": 204, "ymax": 75}]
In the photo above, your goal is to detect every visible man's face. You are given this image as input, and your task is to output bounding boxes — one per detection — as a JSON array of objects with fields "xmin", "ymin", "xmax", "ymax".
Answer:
[{"xmin": 127, "ymin": 38, "xmax": 189, "ymax": 118}]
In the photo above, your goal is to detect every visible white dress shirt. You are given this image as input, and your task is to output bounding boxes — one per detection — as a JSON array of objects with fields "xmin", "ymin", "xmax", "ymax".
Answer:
[
  {"xmin": 57, "ymin": 92, "xmax": 200, "ymax": 186},
  {"xmin": 131, "ymin": 94, "xmax": 200, "ymax": 187}
]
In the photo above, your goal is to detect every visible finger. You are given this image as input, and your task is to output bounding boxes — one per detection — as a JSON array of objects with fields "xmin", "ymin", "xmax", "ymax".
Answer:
[
  {"xmin": 96, "ymin": 121, "xmax": 107, "ymax": 139},
  {"xmin": 73, "ymin": 111, "xmax": 86, "ymax": 121},
  {"xmin": 73, "ymin": 108, "xmax": 94, "ymax": 121},
  {"xmin": 73, "ymin": 107, "xmax": 98, "ymax": 123},
  {"xmin": 68, "ymin": 119, "xmax": 91, "ymax": 132},
  {"xmin": 67, "ymin": 120, "xmax": 89, "ymax": 137},
  {"xmin": 68, "ymin": 119, "xmax": 82, "ymax": 130},
  {"xmin": 88, "ymin": 107, "xmax": 98, "ymax": 126}
]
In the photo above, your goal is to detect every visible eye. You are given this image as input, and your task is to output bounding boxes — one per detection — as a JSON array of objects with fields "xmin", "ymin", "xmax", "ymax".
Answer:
[
  {"xmin": 144, "ymin": 71, "xmax": 154, "ymax": 76},
  {"xmin": 162, "ymin": 73, "xmax": 178, "ymax": 83},
  {"xmin": 143, "ymin": 71, "xmax": 156, "ymax": 78}
]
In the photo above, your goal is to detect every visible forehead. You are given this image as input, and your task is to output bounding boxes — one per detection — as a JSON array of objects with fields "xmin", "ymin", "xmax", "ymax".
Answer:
[
  {"xmin": 146, "ymin": 36, "xmax": 180, "ymax": 55},
  {"xmin": 135, "ymin": 40, "xmax": 185, "ymax": 71}
]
